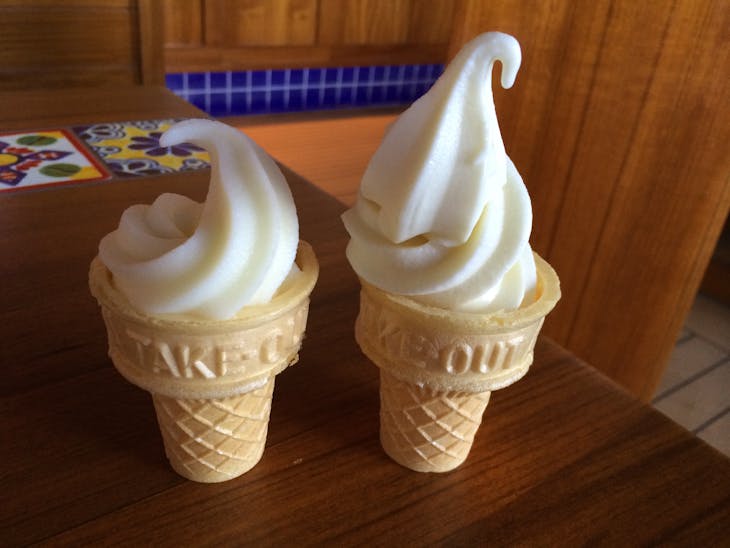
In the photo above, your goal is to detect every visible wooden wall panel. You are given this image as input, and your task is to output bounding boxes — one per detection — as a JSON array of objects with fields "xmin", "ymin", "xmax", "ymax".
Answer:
[
  {"xmin": 566, "ymin": 0, "xmax": 730, "ymax": 397},
  {"xmin": 161, "ymin": 0, "xmax": 203, "ymax": 47},
  {"xmin": 163, "ymin": 0, "xmax": 454, "ymax": 70},
  {"xmin": 408, "ymin": 0, "xmax": 456, "ymax": 45},
  {"xmin": 318, "ymin": 0, "xmax": 411, "ymax": 45},
  {"xmin": 451, "ymin": 0, "xmax": 730, "ymax": 400},
  {"xmin": 0, "ymin": 0, "xmax": 162, "ymax": 90},
  {"xmin": 206, "ymin": 0, "xmax": 318, "ymax": 47},
  {"xmin": 137, "ymin": 0, "xmax": 164, "ymax": 85}
]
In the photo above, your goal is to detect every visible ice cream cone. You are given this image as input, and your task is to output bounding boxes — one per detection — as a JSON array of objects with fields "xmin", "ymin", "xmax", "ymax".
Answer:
[
  {"xmin": 89, "ymin": 241, "xmax": 318, "ymax": 482},
  {"xmin": 355, "ymin": 252, "xmax": 560, "ymax": 472}
]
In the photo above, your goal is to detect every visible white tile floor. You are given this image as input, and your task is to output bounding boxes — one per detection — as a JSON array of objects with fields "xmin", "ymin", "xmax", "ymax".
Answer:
[{"xmin": 653, "ymin": 293, "xmax": 730, "ymax": 456}]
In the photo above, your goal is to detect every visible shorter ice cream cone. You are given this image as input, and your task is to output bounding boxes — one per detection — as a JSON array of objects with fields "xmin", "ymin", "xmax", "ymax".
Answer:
[
  {"xmin": 89, "ymin": 241, "xmax": 318, "ymax": 482},
  {"xmin": 356, "ymin": 253, "xmax": 560, "ymax": 472}
]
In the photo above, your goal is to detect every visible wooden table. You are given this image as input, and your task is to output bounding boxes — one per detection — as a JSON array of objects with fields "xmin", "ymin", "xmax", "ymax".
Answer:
[{"xmin": 2, "ymin": 87, "xmax": 729, "ymax": 546}]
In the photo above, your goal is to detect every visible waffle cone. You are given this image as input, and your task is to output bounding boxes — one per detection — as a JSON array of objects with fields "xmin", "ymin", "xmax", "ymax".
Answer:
[
  {"xmin": 89, "ymin": 241, "xmax": 318, "ymax": 482},
  {"xmin": 355, "ymin": 252, "xmax": 560, "ymax": 472}
]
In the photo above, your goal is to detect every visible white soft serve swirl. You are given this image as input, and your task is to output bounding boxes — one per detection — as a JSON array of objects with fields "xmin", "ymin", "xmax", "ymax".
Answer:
[
  {"xmin": 99, "ymin": 119, "xmax": 299, "ymax": 320},
  {"xmin": 342, "ymin": 32, "xmax": 536, "ymax": 313}
]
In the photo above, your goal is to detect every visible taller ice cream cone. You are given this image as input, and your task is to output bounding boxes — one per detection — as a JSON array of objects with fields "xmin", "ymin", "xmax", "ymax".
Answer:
[
  {"xmin": 342, "ymin": 33, "xmax": 561, "ymax": 472},
  {"xmin": 90, "ymin": 241, "xmax": 318, "ymax": 482},
  {"xmin": 356, "ymin": 253, "xmax": 559, "ymax": 472}
]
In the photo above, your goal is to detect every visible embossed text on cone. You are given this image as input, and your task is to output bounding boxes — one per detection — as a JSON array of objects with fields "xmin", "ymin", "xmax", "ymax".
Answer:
[
  {"xmin": 90, "ymin": 242, "xmax": 318, "ymax": 482},
  {"xmin": 355, "ymin": 253, "xmax": 560, "ymax": 472}
]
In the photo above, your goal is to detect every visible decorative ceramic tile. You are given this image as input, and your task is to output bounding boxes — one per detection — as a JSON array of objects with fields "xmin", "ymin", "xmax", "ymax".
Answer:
[
  {"xmin": 74, "ymin": 119, "xmax": 210, "ymax": 178},
  {"xmin": 0, "ymin": 129, "xmax": 110, "ymax": 192}
]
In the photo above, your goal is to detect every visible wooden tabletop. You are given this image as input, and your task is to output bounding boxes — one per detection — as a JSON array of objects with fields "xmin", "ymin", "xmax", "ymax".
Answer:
[{"xmin": 1, "ymin": 87, "xmax": 729, "ymax": 546}]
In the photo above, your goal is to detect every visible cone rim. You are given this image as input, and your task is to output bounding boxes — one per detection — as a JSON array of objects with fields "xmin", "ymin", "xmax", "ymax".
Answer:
[
  {"xmin": 90, "ymin": 240, "xmax": 319, "ymax": 333},
  {"xmin": 359, "ymin": 252, "xmax": 560, "ymax": 334}
]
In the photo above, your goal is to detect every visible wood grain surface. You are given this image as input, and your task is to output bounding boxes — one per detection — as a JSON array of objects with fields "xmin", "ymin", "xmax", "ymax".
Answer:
[
  {"xmin": 451, "ymin": 0, "xmax": 730, "ymax": 400},
  {"xmin": 162, "ymin": 0, "xmax": 455, "ymax": 70},
  {"xmin": 1, "ymin": 87, "xmax": 729, "ymax": 545},
  {"xmin": 0, "ymin": 0, "xmax": 163, "ymax": 90},
  {"xmin": 0, "ymin": 86, "xmax": 201, "ymax": 131},
  {"xmin": 206, "ymin": 0, "xmax": 319, "ymax": 47}
]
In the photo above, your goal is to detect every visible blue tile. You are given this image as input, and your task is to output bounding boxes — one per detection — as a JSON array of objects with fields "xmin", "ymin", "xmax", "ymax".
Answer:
[
  {"xmin": 401, "ymin": 88, "xmax": 418, "ymax": 104},
  {"xmin": 231, "ymin": 91, "xmax": 248, "ymax": 110},
  {"xmin": 399, "ymin": 83, "xmax": 416, "ymax": 101},
  {"xmin": 165, "ymin": 73, "xmax": 183, "ymax": 90},
  {"xmin": 187, "ymin": 92, "xmax": 207, "ymax": 110},
  {"xmin": 208, "ymin": 103, "xmax": 229, "ymax": 116},
  {"xmin": 325, "ymin": 68, "xmax": 339, "ymax": 83},
  {"xmin": 385, "ymin": 84, "xmax": 400, "ymax": 103},
  {"xmin": 338, "ymin": 86, "xmax": 353, "ymax": 104},
  {"xmin": 288, "ymin": 89, "xmax": 304, "ymax": 110},
  {"xmin": 403, "ymin": 65, "xmax": 416, "ymax": 80},
  {"xmin": 373, "ymin": 66, "xmax": 386, "ymax": 82},
  {"xmin": 370, "ymin": 85, "xmax": 385, "ymax": 103},
  {"xmin": 270, "ymin": 90, "xmax": 286, "ymax": 112},
  {"xmin": 341, "ymin": 67, "xmax": 354, "ymax": 83},
  {"xmin": 305, "ymin": 88, "xmax": 321, "ymax": 108},
  {"xmin": 322, "ymin": 87, "xmax": 337, "ymax": 108},
  {"xmin": 250, "ymin": 91, "xmax": 267, "ymax": 112},
  {"xmin": 307, "ymin": 68, "xmax": 323, "ymax": 85},
  {"xmin": 187, "ymin": 72, "xmax": 206, "ymax": 90},
  {"xmin": 232, "ymin": 71, "xmax": 248, "ymax": 88},
  {"xmin": 414, "ymin": 82, "xmax": 430, "ymax": 97},
  {"xmin": 356, "ymin": 66, "xmax": 372, "ymax": 82},
  {"xmin": 417, "ymin": 64, "xmax": 432, "ymax": 80},
  {"xmin": 251, "ymin": 70, "xmax": 267, "ymax": 88},
  {"xmin": 271, "ymin": 69, "xmax": 286, "ymax": 86},
  {"xmin": 355, "ymin": 86, "xmax": 369, "ymax": 105},
  {"xmin": 208, "ymin": 93, "xmax": 229, "ymax": 116},
  {"xmin": 289, "ymin": 69, "xmax": 304, "ymax": 85},
  {"xmin": 210, "ymin": 72, "xmax": 227, "ymax": 89}
]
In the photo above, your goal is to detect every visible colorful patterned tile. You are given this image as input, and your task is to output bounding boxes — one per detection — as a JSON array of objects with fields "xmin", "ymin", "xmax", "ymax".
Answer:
[
  {"xmin": 73, "ymin": 119, "xmax": 210, "ymax": 178},
  {"xmin": 0, "ymin": 129, "xmax": 110, "ymax": 192}
]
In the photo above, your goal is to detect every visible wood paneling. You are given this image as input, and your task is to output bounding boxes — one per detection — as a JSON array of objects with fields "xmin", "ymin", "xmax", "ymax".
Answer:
[
  {"xmin": 164, "ymin": 43, "xmax": 446, "ymax": 72},
  {"xmin": 317, "ymin": 0, "xmax": 455, "ymax": 46},
  {"xmin": 161, "ymin": 0, "xmax": 203, "ymax": 47},
  {"xmin": 450, "ymin": 0, "xmax": 730, "ymax": 399},
  {"xmin": 206, "ymin": 0, "xmax": 318, "ymax": 47},
  {"xmin": 408, "ymin": 0, "xmax": 456, "ymax": 45},
  {"xmin": 163, "ymin": 0, "xmax": 455, "ymax": 70},
  {"xmin": 318, "ymin": 0, "xmax": 411, "ymax": 45},
  {"xmin": 137, "ymin": 0, "xmax": 165, "ymax": 85},
  {"xmin": 0, "ymin": 0, "xmax": 163, "ymax": 90}
]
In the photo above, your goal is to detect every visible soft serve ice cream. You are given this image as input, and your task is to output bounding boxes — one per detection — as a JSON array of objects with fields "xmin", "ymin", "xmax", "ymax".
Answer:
[
  {"xmin": 342, "ymin": 32, "xmax": 536, "ymax": 313},
  {"xmin": 345, "ymin": 32, "xmax": 560, "ymax": 472},
  {"xmin": 89, "ymin": 118, "xmax": 319, "ymax": 482},
  {"xmin": 99, "ymin": 119, "xmax": 299, "ymax": 320}
]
